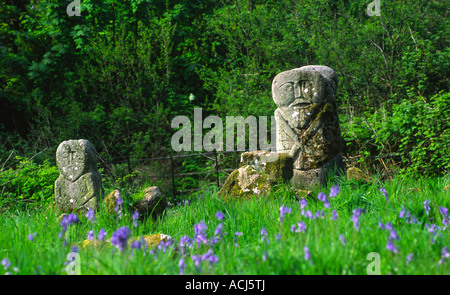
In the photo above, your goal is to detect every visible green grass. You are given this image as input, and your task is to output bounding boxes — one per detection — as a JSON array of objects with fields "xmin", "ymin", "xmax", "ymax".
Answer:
[{"xmin": 0, "ymin": 174, "xmax": 449, "ymax": 275}]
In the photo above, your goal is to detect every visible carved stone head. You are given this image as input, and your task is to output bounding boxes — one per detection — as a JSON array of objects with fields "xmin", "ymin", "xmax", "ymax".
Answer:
[
  {"xmin": 272, "ymin": 65, "xmax": 342, "ymax": 170},
  {"xmin": 56, "ymin": 139, "xmax": 98, "ymax": 182}
]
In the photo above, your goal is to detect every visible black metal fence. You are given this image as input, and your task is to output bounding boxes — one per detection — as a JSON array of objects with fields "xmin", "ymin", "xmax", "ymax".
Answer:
[{"xmin": 100, "ymin": 150, "xmax": 247, "ymax": 197}]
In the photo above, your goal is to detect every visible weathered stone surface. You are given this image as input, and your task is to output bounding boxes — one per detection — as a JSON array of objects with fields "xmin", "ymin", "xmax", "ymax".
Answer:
[
  {"xmin": 272, "ymin": 65, "xmax": 344, "ymax": 188},
  {"xmin": 132, "ymin": 186, "xmax": 167, "ymax": 219},
  {"xmin": 219, "ymin": 151, "xmax": 293, "ymax": 199},
  {"xmin": 104, "ymin": 189, "xmax": 120, "ymax": 214},
  {"xmin": 79, "ymin": 233, "xmax": 175, "ymax": 250},
  {"xmin": 54, "ymin": 139, "xmax": 104, "ymax": 213},
  {"xmin": 346, "ymin": 167, "xmax": 372, "ymax": 183}
]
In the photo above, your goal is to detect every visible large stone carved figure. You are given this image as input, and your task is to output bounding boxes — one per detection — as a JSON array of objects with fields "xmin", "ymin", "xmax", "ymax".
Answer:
[
  {"xmin": 272, "ymin": 65, "xmax": 344, "ymax": 188},
  {"xmin": 55, "ymin": 139, "xmax": 104, "ymax": 212}
]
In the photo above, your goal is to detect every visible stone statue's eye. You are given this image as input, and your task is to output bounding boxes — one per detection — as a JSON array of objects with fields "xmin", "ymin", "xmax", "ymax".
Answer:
[{"xmin": 281, "ymin": 83, "xmax": 293, "ymax": 91}]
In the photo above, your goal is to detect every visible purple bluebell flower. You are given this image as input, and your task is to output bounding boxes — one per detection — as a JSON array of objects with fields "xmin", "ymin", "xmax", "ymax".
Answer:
[
  {"xmin": 378, "ymin": 221, "xmax": 385, "ymax": 230},
  {"xmin": 209, "ymin": 236, "xmax": 218, "ymax": 247},
  {"xmin": 304, "ymin": 246, "xmax": 311, "ymax": 260},
  {"xmin": 406, "ymin": 253, "xmax": 413, "ymax": 265},
  {"xmin": 426, "ymin": 223, "xmax": 441, "ymax": 237},
  {"xmin": 300, "ymin": 199, "xmax": 307, "ymax": 209},
  {"xmin": 438, "ymin": 247, "xmax": 448, "ymax": 265},
  {"xmin": 214, "ymin": 223, "xmax": 223, "ymax": 238},
  {"xmin": 385, "ymin": 222, "xmax": 393, "ymax": 231},
  {"xmin": 194, "ymin": 220, "xmax": 208, "ymax": 247},
  {"xmin": 261, "ymin": 227, "xmax": 269, "ymax": 243},
  {"xmin": 380, "ymin": 187, "xmax": 389, "ymax": 202},
  {"xmin": 314, "ymin": 210, "xmax": 325, "ymax": 219},
  {"xmin": 330, "ymin": 210, "xmax": 338, "ymax": 220},
  {"xmin": 180, "ymin": 235, "xmax": 193, "ymax": 249},
  {"xmin": 304, "ymin": 210, "xmax": 313, "ymax": 219},
  {"xmin": 110, "ymin": 226, "xmax": 131, "ymax": 252},
  {"xmin": 352, "ymin": 209, "xmax": 364, "ymax": 231},
  {"xmin": 389, "ymin": 229, "xmax": 399, "ymax": 240},
  {"xmin": 215, "ymin": 211, "xmax": 224, "ymax": 221},
  {"xmin": 317, "ymin": 192, "xmax": 329, "ymax": 208},
  {"xmin": 439, "ymin": 206, "xmax": 448, "ymax": 217},
  {"xmin": 234, "ymin": 232, "xmax": 242, "ymax": 247},
  {"xmin": 86, "ymin": 208, "xmax": 95, "ymax": 222},
  {"xmin": 130, "ymin": 240, "xmax": 141, "ymax": 250},
  {"xmin": 132, "ymin": 210, "xmax": 139, "ymax": 227},
  {"xmin": 329, "ymin": 185, "xmax": 339, "ymax": 198},
  {"xmin": 279, "ymin": 205, "xmax": 292, "ymax": 223},
  {"xmin": 98, "ymin": 228, "xmax": 107, "ymax": 241},
  {"xmin": 399, "ymin": 206, "xmax": 407, "ymax": 219},
  {"xmin": 2, "ymin": 258, "xmax": 11, "ymax": 270},
  {"xmin": 339, "ymin": 234, "xmax": 346, "ymax": 246},
  {"xmin": 202, "ymin": 249, "xmax": 219, "ymax": 267},
  {"xmin": 192, "ymin": 254, "xmax": 201, "ymax": 267},
  {"xmin": 290, "ymin": 224, "xmax": 296, "ymax": 232},
  {"xmin": 295, "ymin": 222, "xmax": 307, "ymax": 233},
  {"xmin": 262, "ymin": 251, "xmax": 268, "ymax": 262},
  {"xmin": 275, "ymin": 233, "xmax": 281, "ymax": 241},
  {"xmin": 386, "ymin": 240, "xmax": 398, "ymax": 253},
  {"xmin": 60, "ymin": 213, "xmax": 80, "ymax": 233},
  {"xmin": 201, "ymin": 249, "xmax": 218, "ymax": 267},
  {"xmin": 87, "ymin": 230, "xmax": 94, "ymax": 241},
  {"xmin": 423, "ymin": 200, "xmax": 431, "ymax": 215},
  {"xmin": 28, "ymin": 233, "xmax": 36, "ymax": 242},
  {"xmin": 179, "ymin": 258, "xmax": 186, "ymax": 275}
]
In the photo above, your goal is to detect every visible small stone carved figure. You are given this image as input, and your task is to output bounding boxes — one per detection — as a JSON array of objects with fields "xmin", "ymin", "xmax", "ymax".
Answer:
[
  {"xmin": 55, "ymin": 139, "xmax": 104, "ymax": 212},
  {"xmin": 272, "ymin": 65, "xmax": 344, "ymax": 188}
]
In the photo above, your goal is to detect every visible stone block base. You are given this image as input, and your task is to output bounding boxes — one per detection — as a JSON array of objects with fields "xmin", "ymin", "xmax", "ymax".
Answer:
[{"xmin": 290, "ymin": 154, "xmax": 344, "ymax": 189}]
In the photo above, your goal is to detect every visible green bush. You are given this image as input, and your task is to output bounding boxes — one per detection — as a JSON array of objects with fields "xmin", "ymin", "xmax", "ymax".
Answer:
[
  {"xmin": 0, "ymin": 156, "xmax": 59, "ymax": 209},
  {"xmin": 341, "ymin": 91, "xmax": 450, "ymax": 177}
]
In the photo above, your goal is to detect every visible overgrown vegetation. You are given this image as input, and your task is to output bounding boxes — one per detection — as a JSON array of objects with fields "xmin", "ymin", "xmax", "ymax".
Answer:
[
  {"xmin": 1, "ymin": 0, "xmax": 448, "ymax": 179},
  {"xmin": 0, "ymin": 175, "xmax": 449, "ymax": 275}
]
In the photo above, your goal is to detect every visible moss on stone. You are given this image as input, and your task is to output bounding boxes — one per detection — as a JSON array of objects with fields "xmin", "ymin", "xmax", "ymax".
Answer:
[
  {"xmin": 219, "ymin": 152, "xmax": 294, "ymax": 200},
  {"xmin": 103, "ymin": 190, "xmax": 117, "ymax": 214},
  {"xmin": 265, "ymin": 153, "xmax": 294, "ymax": 182}
]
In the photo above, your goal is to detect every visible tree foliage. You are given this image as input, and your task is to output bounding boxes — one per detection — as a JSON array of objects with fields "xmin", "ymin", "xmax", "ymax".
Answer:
[{"xmin": 0, "ymin": 0, "xmax": 448, "ymax": 177}]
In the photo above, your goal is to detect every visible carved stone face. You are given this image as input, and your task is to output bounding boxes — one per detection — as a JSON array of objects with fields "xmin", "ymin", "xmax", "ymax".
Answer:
[
  {"xmin": 272, "ymin": 66, "xmax": 341, "ymax": 170},
  {"xmin": 272, "ymin": 69, "xmax": 327, "ymax": 129},
  {"xmin": 56, "ymin": 139, "xmax": 95, "ymax": 182}
]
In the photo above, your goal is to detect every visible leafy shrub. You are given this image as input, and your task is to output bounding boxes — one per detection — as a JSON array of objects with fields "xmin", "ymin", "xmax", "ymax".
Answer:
[
  {"xmin": 342, "ymin": 91, "xmax": 450, "ymax": 177},
  {"xmin": 0, "ymin": 156, "xmax": 59, "ymax": 209}
]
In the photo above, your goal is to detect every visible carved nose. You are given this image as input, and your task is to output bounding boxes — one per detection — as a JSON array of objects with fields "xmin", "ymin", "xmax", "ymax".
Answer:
[{"xmin": 294, "ymin": 82, "xmax": 302, "ymax": 98}]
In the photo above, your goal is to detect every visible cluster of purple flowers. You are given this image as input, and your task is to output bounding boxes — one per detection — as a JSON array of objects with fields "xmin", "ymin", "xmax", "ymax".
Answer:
[
  {"xmin": 260, "ymin": 227, "xmax": 269, "ymax": 243},
  {"xmin": 188, "ymin": 249, "xmax": 219, "ymax": 273},
  {"xmin": 398, "ymin": 206, "xmax": 420, "ymax": 224},
  {"xmin": 194, "ymin": 220, "xmax": 209, "ymax": 247},
  {"xmin": 379, "ymin": 221, "xmax": 399, "ymax": 253},
  {"xmin": 423, "ymin": 200, "xmax": 431, "ymax": 215},
  {"xmin": 177, "ymin": 212, "xmax": 227, "ymax": 274},
  {"xmin": 132, "ymin": 210, "xmax": 139, "ymax": 227},
  {"xmin": 380, "ymin": 187, "xmax": 389, "ymax": 202},
  {"xmin": 351, "ymin": 209, "xmax": 364, "ymax": 231},
  {"xmin": 439, "ymin": 206, "xmax": 449, "ymax": 228},
  {"xmin": 1, "ymin": 258, "xmax": 18, "ymax": 275},
  {"xmin": 86, "ymin": 208, "xmax": 95, "ymax": 222},
  {"xmin": 59, "ymin": 213, "xmax": 81, "ymax": 240},
  {"xmin": 279, "ymin": 205, "xmax": 292, "ymax": 223},
  {"xmin": 290, "ymin": 222, "xmax": 306, "ymax": 233},
  {"xmin": 110, "ymin": 226, "xmax": 131, "ymax": 252},
  {"xmin": 438, "ymin": 247, "xmax": 449, "ymax": 266},
  {"xmin": 317, "ymin": 192, "xmax": 330, "ymax": 208}
]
